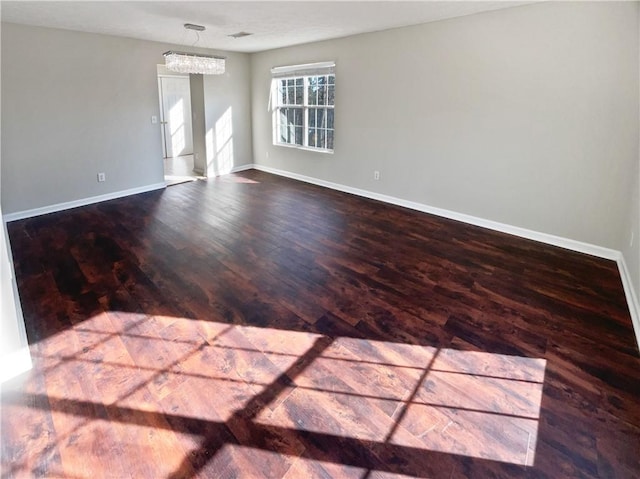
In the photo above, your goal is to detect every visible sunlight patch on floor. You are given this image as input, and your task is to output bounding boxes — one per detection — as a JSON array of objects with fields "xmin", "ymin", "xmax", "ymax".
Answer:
[{"xmin": 11, "ymin": 311, "xmax": 546, "ymax": 476}]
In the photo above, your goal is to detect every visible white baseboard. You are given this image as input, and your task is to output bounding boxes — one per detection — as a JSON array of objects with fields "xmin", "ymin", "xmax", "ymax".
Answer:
[
  {"xmin": 2, "ymin": 182, "xmax": 167, "ymax": 223},
  {"xmin": 617, "ymin": 256, "xmax": 640, "ymax": 350},
  {"xmin": 252, "ymin": 163, "xmax": 639, "ymax": 349},
  {"xmin": 230, "ymin": 164, "xmax": 254, "ymax": 174},
  {"xmin": 1, "ymin": 164, "xmax": 251, "ymax": 223},
  {"xmin": 206, "ymin": 163, "xmax": 255, "ymax": 177},
  {"xmin": 0, "ymin": 346, "xmax": 32, "ymax": 385},
  {"xmin": 252, "ymin": 164, "xmax": 619, "ymax": 259},
  {"xmin": 3, "ymin": 164, "xmax": 638, "ymax": 350}
]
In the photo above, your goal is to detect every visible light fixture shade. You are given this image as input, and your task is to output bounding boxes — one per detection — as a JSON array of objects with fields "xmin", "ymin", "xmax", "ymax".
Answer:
[{"xmin": 164, "ymin": 51, "xmax": 226, "ymax": 75}]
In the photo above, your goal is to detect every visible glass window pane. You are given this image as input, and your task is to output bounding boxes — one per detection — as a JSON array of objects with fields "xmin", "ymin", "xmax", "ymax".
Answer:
[
  {"xmin": 308, "ymin": 128, "xmax": 317, "ymax": 147},
  {"xmin": 328, "ymin": 85, "xmax": 335, "ymax": 105},
  {"xmin": 295, "ymin": 86, "xmax": 303, "ymax": 105},
  {"xmin": 327, "ymin": 109, "xmax": 334, "ymax": 129},
  {"xmin": 317, "ymin": 109, "xmax": 325, "ymax": 128},
  {"xmin": 319, "ymin": 129, "xmax": 326, "ymax": 149},
  {"xmin": 309, "ymin": 108, "xmax": 316, "ymax": 128},
  {"xmin": 294, "ymin": 108, "xmax": 302, "ymax": 126},
  {"xmin": 295, "ymin": 126, "xmax": 303, "ymax": 145},
  {"xmin": 308, "ymin": 85, "xmax": 317, "ymax": 106},
  {"xmin": 318, "ymin": 76, "xmax": 326, "ymax": 86},
  {"xmin": 287, "ymin": 86, "xmax": 295, "ymax": 104},
  {"xmin": 328, "ymin": 75, "xmax": 335, "ymax": 85},
  {"xmin": 296, "ymin": 78, "xmax": 303, "ymax": 87},
  {"xmin": 318, "ymin": 86, "xmax": 326, "ymax": 106},
  {"xmin": 327, "ymin": 131, "xmax": 334, "ymax": 150},
  {"xmin": 279, "ymin": 110, "xmax": 289, "ymax": 143}
]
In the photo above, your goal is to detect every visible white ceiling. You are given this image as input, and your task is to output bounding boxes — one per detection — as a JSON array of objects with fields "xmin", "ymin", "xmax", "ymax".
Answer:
[{"xmin": 1, "ymin": 1, "xmax": 533, "ymax": 53}]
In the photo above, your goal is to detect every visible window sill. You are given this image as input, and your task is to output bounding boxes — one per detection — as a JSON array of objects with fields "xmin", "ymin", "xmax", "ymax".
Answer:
[{"xmin": 274, "ymin": 142, "xmax": 334, "ymax": 155}]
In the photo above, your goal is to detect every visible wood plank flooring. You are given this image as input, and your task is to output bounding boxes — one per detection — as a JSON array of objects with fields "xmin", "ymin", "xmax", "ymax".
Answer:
[{"xmin": 2, "ymin": 169, "xmax": 639, "ymax": 478}]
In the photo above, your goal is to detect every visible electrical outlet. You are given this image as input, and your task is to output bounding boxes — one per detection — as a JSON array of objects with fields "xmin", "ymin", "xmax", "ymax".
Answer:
[
  {"xmin": 97, "ymin": 172, "xmax": 106, "ymax": 182},
  {"xmin": 151, "ymin": 115, "xmax": 158, "ymax": 124},
  {"xmin": 374, "ymin": 170, "xmax": 380, "ymax": 180}
]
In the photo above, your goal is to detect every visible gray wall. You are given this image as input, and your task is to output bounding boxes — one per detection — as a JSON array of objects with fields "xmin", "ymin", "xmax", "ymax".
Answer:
[
  {"xmin": 621, "ymin": 3, "xmax": 640, "ymax": 310},
  {"xmin": 1, "ymin": 4, "xmax": 639, "ymax": 343},
  {"xmin": 0, "ymin": 22, "xmax": 253, "ymax": 381},
  {"xmin": 1, "ymin": 23, "xmax": 253, "ymax": 215},
  {"xmin": 190, "ymin": 74, "xmax": 207, "ymax": 174},
  {"xmin": 251, "ymin": 2, "xmax": 639, "ymax": 254},
  {"xmin": 622, "ymin": 163, "xmax": 639, "ymax": 306},
  {"xmin": 203, "ymin": 60, "xmax": 253, "ymax": 177},
  {"xmin": 1, "ymin": 19, "xmax": 31, "ymax": 381}
]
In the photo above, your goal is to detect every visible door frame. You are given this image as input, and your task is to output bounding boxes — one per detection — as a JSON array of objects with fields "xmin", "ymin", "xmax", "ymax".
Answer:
[{"xmin": 157, "ymin": 72, "xmax": 193, "ymax": 159}]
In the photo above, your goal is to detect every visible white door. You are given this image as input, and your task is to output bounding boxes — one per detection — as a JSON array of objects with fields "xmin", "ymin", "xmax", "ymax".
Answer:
[{"xmin": 158, "ymin": 76, "xmax": 193, "ymax": 158}]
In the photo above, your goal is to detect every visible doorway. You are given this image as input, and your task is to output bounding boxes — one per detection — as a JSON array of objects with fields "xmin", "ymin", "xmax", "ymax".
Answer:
[{"xmin": 157, "ymin": 72, "xmax": 201, "ymax": 185}]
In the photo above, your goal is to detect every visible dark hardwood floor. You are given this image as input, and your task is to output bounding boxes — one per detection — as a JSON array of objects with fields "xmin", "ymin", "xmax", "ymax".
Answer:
[{"xmin": 2, "ymin": 169, "xmax": 639, "ymax": 478}]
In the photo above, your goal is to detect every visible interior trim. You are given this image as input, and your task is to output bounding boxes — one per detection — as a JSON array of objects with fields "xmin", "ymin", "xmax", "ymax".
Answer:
[
  {"xmin": 3, "ymin": 163, "xmax": 637, "ymax": 350},
  {"xmin": 251, "ymin": 163, "xmax": 639, "ymax": 349},
  {"xmin": 2, "ymin": 182, "xmax": 167, "ymax": 223},
  {"xmin": 1, "ymin": 163, "xmax": 256, "ymax": 223},
  {"xmin": 0, "ymin": 346, "xmax": 32, "ymax": 384},
  {"xmin": 618, "ymin": 255, "xmax": 640, "ymax": 350}
]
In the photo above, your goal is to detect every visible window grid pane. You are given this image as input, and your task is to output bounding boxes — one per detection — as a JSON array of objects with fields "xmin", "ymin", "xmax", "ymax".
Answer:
[
  {"xmin": 278, "ymin": 106, "xmax": 303, "ymax": 146},
  {"xmin": 276, "ymin": 73, "xmax": 334, "ymax": 151}
]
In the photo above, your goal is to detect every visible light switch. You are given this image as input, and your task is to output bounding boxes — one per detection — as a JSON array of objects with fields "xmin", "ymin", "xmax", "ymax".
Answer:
[{"xmin": 151, "ymin": 115, "xmax": 158, "ymax": 124}]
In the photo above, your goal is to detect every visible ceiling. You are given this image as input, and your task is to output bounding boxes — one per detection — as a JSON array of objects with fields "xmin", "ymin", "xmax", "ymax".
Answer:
[{"xmin": 1, "ymin": 1, "xmax": 533, "ymax": 53}]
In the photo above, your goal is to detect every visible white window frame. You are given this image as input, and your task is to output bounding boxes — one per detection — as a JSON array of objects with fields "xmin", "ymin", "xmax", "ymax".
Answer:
[{"xmin": 271, "ymin": 62, "xmax": 335, "ymax": 153}]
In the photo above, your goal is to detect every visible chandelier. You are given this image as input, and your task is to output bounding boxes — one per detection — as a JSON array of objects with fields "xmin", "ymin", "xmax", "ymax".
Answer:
[
  {"xmin": 164, "ymin": 51, "xmax": 225, "ymax": 75},
  {"xmin": 164, "ymin": 24, "xmax": 226, "ymax": 75}
]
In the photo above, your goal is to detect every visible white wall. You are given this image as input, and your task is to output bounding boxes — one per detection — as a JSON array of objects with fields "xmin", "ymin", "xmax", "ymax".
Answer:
[
  {"xmin": 0, "ymin": 206, "xmax": 31, "ymax": 383},
  {"xmin": 1, "ymin": 23, "xmax": 253, "ymax": 215},
  {"xmin": 251, "ymin": 2, "xmax": 639, "ymax": 255}
]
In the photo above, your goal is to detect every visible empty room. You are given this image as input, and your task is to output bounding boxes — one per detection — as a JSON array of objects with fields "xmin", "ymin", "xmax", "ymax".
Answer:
[{"xmin": 1, "ymin": 1, "xmax": 639, "ymax": 478}]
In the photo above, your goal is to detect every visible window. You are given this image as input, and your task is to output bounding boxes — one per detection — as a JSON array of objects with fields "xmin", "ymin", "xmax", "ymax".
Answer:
[{"xmin": 271, "ymin": 62, "xmax": 335, "ymax": 152}]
